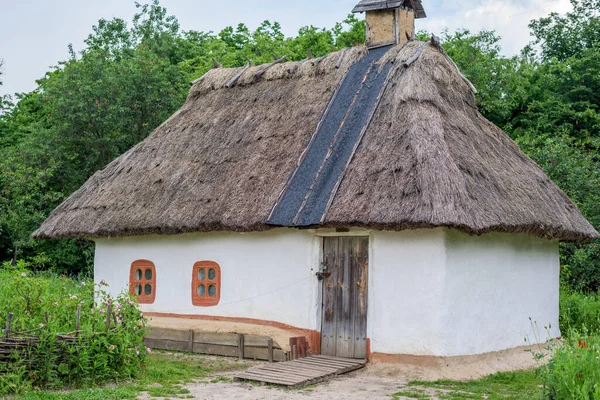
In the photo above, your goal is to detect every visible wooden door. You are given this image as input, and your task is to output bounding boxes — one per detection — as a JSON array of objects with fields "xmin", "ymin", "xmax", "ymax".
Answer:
[{"xmin": 321, "ymin": 237, "xmax": 368, "ymax": 359}]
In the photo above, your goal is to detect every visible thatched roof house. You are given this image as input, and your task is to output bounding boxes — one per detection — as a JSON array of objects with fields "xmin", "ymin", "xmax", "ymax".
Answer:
[{"xmin": 35, "ymin": 1, "xmax": 598, "ymax": 362}]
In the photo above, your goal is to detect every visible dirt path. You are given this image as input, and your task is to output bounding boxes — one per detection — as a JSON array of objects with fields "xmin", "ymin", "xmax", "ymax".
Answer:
[
  {"xmin": 142, "ymin": 346, "xmax": 543, "ymax": 399},
  {"xmin": 188, "ymin": 370, "xmax": 405, "ymax": 400}
]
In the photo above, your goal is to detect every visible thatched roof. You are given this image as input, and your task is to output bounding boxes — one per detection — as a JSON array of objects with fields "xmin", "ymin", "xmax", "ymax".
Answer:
[{"xmin": 34, "ymin": 41, "xmax": 599, "ymax": 242}]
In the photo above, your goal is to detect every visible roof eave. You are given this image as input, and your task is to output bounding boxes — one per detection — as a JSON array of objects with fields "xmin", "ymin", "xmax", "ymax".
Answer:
[{"xmin": 352, "ymin": 1, "xmax": 427, "ymax": 18}]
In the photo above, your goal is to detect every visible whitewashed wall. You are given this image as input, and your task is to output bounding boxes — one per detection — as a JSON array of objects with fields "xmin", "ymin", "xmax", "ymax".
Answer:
[
  {"xmin": 368, "ymin": 228, "xmax": 448, "ymax": 355},
  {"xmin": 441, "ymin": 230, "xmax": 560, "ymax": 356},
  {"xmin": 95, "ymin": 227, "xmax": 560, "ymax": 357},
  {"xmin": 94, "ymin": 229, "xmax": 321, "ymax": 330},
  {"xmin": 368, "ymin": 228, "xmax": 560, "ymax": 356}
]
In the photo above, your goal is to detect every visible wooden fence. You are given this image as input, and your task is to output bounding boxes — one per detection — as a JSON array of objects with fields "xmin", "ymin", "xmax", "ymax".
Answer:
[
  {"xmin": 2, "ymin": 309, "xmax": 308, "ymax": 367},
  {"xmin": 1, "ymin": 304, "xmax": 118, "ymax": 368},
  {"xmin": 144, "ymin": 327, "xmax": 292, "ymax": 362}
]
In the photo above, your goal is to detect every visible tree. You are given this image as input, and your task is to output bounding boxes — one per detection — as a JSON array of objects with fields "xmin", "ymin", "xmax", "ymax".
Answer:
[
  {"xmin": 513, "ymin": 1, "xmax": 600, "ymax": 291},
  {"xmin": 528, "ymin": 0, "xmax": 600, "ymax": 61},
  {"xmin": 0, "ymin": 59, "xmax": 12, "ymax": 114}
]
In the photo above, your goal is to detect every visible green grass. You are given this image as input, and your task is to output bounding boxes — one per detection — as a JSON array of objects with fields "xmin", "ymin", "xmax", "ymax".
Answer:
[
  {"xmin": 392, "ymin": 388, "xmax": 430, "ymax": 399},
  {"xmin": 15, "ymin": 351, "xmax": 250, "ymax": 400},
  {"xmin": 393, "ymin": 369, "xmax": 543, "ymax": 400}
]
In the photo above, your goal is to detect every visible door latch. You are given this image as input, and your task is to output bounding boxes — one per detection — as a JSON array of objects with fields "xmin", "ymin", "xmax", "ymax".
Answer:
[{"xmin": 316, "ymin": 264, "xmax": 331, "ymax": 280}]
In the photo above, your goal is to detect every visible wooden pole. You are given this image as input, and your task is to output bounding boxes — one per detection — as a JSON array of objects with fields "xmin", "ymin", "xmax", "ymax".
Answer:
[
  {"xmin": 311, "ymin": 55, "xmax": 327, "ymax": 66},
  {"xmin": 187, "ymin": 330, "xmax": 194, "ymax": 353},
  {"xmin": 225, "ymin": 63, "xmax": 251, "ymax": 88},
  {"xmin": 403, "ymin": 41, "xmax": 430, "ymax": 68},
  {"xmin": 267, "ymin": 338, "xmax": 274, "ymax": 363},
  {"xmin": 238, "ymin": 334, "xmax": 245, "ymax": 360},
  {"xmin": 287, "ymin": 58, "xmax": 308, "ymax": 74},
  {"xmin": 255, "ymin": 56, "xmax": 287, "ymax": 79},
  {"xmin": 105, "ymin": 304, "xmax": 112, "ymax": 332},
  {"xmin": 76, "ymin": 305, "xmax": 81, "ymax": 337},
  {"xmin": 5, "ymin": 312, "xmax": 13, "ymax": 338},
  {"xmin": 335, "ymin": 50, "xmax": 346, "ymax": 69}
]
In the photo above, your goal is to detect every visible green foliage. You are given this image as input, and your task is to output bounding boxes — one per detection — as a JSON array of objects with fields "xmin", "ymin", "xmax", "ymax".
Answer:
[
  {"xmin": 541, "ymin": 334, "xmax": 600, "ymax": 399},
  {"xmin": 437, "ymin": 29, "xmax": 529, "ymax": 128},
  {"xmin": 14, "ymin": 351, "xmax": 250, "ymax": 399},
  {"xmin": 560, "ymin": 289, "xmax": 600, "ymax": 335},
  {"xmin": 178, "ymin": 14, "xmax": 365, "ymax": 83},
  {"xmin": 527, "ymin": 0, "xmax": 600, "ymax": 62},
  {"xmin": 0, "ymin": 266, "xmax": 148, "ymax": 396}
]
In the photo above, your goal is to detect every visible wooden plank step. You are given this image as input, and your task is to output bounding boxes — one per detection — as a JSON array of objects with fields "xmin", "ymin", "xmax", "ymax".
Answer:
[
  {"xmin": 314, "ymin": 354, "xmax": 367, "ymax": 364},
  {"xmin": 270, "ymin": 362, "xmax": 338, "ymax": 373},
  {"xmin": 235, "ymin": 375, "xmax": 298, "ymax": 386},
  {"xmin": 234, "ymin": 355, "xmax": 366, "ymax": 387},
  {"xmin": 235, "ymin": 374, "xmax": 296, "ymax": 386},
  {"xmin": 256, "ymin": 364, "xmax": 328, "ymax": 376},
  {"xmin": 293, "ymin": 358, "xmax": 354, "ymax": 368},
  {"xmin": 241, "ymin": 369, "xmax": 316, "ymax": 382},
  {"xmin": 251, "ymin": 366, "xmax": 323, "ymax": 379}
]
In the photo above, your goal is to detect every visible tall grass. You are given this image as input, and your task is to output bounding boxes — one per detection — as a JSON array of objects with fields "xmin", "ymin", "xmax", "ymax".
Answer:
[
  {"xmin": 539, "ymin": 289, "xmax": 600, "ymax": 399},
  {"xmin": 560, "ymin": 289, "xmax": 600, "ymax": 335},
  {"xmin": 0, "ymin": 262, "xmax": 148, "ymax": 396}
]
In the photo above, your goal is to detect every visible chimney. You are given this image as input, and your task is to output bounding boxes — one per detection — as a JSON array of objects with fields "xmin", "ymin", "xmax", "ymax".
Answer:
[{"xmin": 352, "ymin": 0, "xmax": 427, "ymax": 48}]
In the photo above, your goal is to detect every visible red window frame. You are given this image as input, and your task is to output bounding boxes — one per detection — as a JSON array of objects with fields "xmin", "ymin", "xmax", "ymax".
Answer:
[
  {"xmin": 192, "ymin": 261, "xmax": 221, "ymax": 306},
  {"xmin": 129, "ymin": 260, "xmax": 156, "ymax": 304}
]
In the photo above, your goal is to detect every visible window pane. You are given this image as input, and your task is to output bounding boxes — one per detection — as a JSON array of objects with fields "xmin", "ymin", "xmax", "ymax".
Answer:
[
  {"xmin": 135, "ymin": 284, "xmax": 142, "ymax": 296},
  {"xmin": 208, "ymin": 268, "xmax": 216, "ymax": 281},
  {"xmin": 197, "ymin": 284, "xmax": 205, "ymax": 296},
  {"xmin": 144, "ymin": 284, "xmax": 152, "ymax": 296},
  {"xmin": 135, "ymin": 269, "xmax": 142, "ymax": 280},
  {"xmin": 208, "ymin": 284, "xmax": 217, "ymax": 297},
  {"xmin": 145, "ymin": 268, "xmax": 153, "ymax": 281},
  {"xmin": 198, "ymin": 268, "xmax": 206, "ymax": 281}
]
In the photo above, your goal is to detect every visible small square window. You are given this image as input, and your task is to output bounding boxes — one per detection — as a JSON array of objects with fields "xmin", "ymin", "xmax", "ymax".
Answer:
[
  {"xmin": 192, "ymin": 261, "xmax": 221, "ymax": 306},
  {"xmin": 130, "ymin": 260, "xmax": 156, "ymax": 304}
]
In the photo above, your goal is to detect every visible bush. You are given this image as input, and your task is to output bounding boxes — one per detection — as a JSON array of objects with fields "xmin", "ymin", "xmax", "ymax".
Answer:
[
  {"xmin": 560, "ymin": 289, "xmax": 600, "ymax": 335},
  {"xmin": 0, "ymin": 262, "xmax": 148, "ymax": 396},
  {"xmin": 541, "ymin": 334, "xmax": 600, "ymax": 399}
]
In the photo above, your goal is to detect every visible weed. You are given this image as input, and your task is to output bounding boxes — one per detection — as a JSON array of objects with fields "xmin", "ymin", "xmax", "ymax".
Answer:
[
  {"xmin": 15, "ymin": 351, "xmax": 250, "ymax": 399},
  {"xmin": 406, "ymin": 369, "xmax": 543, "ymax": 400},
  {"xmin": 0, "ymin": 267, "xmax": 147, "ymax": 396}
]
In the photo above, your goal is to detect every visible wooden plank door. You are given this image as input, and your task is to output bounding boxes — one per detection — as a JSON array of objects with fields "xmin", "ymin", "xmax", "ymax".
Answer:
[{"xmin": 321, "ymin": 237, "xmax": 368, "ymax": 359}]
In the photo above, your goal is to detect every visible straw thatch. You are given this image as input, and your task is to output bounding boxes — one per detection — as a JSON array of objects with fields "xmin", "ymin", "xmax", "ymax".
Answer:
[{"xmin": 34, "ymin": 42, "xmax": 599, "ymax": 242}]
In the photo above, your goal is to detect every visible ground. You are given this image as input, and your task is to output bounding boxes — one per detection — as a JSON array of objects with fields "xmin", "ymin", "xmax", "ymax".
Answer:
[
  {"xmin": 15, "ymin": 351, "xmax": 544, "ymax": 400},
  {"xmin": 178, "ymin": 370, "xmax": 541, "ymax": 400}
]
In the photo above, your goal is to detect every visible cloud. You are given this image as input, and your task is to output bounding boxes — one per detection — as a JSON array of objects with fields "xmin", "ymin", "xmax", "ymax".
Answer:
[{"xmin": 419, "ymin": 0, "xmax": 572, "ymax": 55}]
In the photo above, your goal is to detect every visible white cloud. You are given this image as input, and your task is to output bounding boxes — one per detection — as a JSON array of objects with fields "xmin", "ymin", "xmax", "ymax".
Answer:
[{"xmin": 419, "ymin": 0, "xmax": 572, "ymax": 55}]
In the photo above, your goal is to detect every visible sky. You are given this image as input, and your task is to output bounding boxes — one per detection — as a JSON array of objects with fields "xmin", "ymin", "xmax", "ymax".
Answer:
[{"xmin": 0, "ymin": 0, "xmax": 572, "ymax": 97}]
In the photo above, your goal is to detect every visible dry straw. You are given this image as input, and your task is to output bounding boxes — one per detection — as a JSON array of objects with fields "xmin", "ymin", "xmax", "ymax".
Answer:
[{"xmin": 34, "ymin": 42, "xmax": 599, "ymax": 242}]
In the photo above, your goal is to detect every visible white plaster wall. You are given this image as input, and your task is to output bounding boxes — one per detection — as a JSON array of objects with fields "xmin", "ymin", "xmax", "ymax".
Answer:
[
  {"xmin": 95, "ymin": 226, "xmax": 560, "ymax": 357},
  {"xmin": 368, "ymin": 228, "xmax": 448, "ymax": 355},
  {"xmin": 94, "ymin": 229, "xmax": 321, "ymax": 330},
  {"xmin": 442, "ymin": 230, "xmax": 560, "ymax": 356}
]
